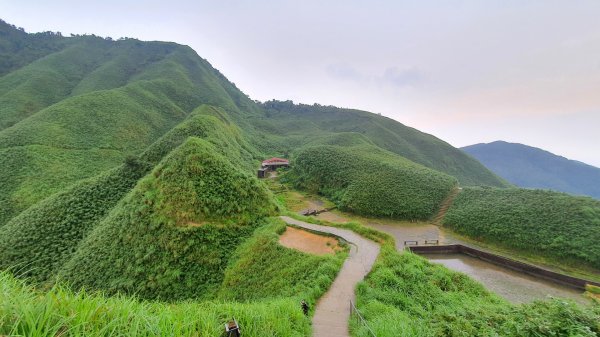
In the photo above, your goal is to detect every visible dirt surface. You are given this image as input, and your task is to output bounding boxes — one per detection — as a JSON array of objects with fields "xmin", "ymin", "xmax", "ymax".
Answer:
[
  {"xmin": 315, "ymin": 210, "xmax": 350, "ymax": 223},
  {"xmin": 279, "ymin": 226, "xmax": 341, "ymax": 255},
  {"xmin": 280, "ymin": 216, "xmax": 380, "ymax": 337}
]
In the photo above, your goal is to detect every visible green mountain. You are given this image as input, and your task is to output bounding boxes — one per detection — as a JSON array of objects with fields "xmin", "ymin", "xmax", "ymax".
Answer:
[
  {"xmin": 1, "ymin": 18, "xmax": 599, "ymax": 337},
  {"xmin": 462, "ymin": 141, "xmax": 600, "ymax": 199},
  {"xmin": 0, "ymin": 19, "xmax": 507, "ymax": 229},
  {"xmin": 257, "ymin": 100, "xmax": 509, "ymax": 187}
]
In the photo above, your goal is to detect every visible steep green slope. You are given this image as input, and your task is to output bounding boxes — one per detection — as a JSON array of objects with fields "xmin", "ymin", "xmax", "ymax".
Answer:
[
  {"xmin": 218, "ymin": 219, "xmax": 347, "ymax": 303},
  {"xmin": 0, "ymin": 23, "xmax": 262, "ymax": 226},
  {"xmin": 0, "ymin": 107, "xmax": 257, "ymax": 283},
  {"xmin": 257, "ymin": 100, "xmax": 508, "ymax": 187},
  {"xmin": 443, "ymin": 187, "xmax": 600, "ymax": 268},
  {"xmin": 288, "ymin": 141, "xmax": 457, "ymax": 220},
  {"xmin": 463, "ymin": 141, "xmax": 600, "ymax": 199},
  {"xmin": 58, "ymin": 138, "xmax": 276, "ymax": 300}
]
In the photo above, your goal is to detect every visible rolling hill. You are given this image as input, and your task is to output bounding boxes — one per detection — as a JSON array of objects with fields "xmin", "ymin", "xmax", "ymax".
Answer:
[
  {"xmin": 1, "ymin": 18, "xmax": 599, "ymax": 337},
  {"xmin": 462, "ymin": 141, "xmax": 600, "ymax": 199},
  {"xmin": 0, "ymin": 19, "xmax": 508, "ymax": 229}
]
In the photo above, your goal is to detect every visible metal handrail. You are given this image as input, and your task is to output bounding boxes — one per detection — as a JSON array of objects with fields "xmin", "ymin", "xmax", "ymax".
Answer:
[{"xmin": 350, "ymin": 300, "xmax": 376, "ymax": 337}]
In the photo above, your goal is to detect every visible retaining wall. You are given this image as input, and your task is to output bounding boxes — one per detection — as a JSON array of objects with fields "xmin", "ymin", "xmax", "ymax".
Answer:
[{"xmin": 408, "ymin": 244, "xmax": 600, "ymax": 290}]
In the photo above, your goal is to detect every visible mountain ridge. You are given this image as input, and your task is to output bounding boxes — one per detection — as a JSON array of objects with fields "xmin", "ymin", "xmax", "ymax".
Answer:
[{"xmin": 462, "ymin": 140, "xmax": 600, "ymax": 199}]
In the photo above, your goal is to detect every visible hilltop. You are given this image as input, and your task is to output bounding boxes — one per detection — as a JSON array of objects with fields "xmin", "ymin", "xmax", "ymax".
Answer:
[{"xmin": 463, "ymin": 141, "xmax": 600, "ymax": 199}]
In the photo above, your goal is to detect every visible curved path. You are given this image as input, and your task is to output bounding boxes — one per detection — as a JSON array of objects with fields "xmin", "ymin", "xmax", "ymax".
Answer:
[{"xmin": 280, "ymin": 216, "xmax": 380, "ymax": 337}]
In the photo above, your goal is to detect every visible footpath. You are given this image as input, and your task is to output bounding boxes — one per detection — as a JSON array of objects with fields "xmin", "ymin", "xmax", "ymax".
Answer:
[{"xmin": 280, "ymin": 216, "xmax": 380, "ymax": 337}]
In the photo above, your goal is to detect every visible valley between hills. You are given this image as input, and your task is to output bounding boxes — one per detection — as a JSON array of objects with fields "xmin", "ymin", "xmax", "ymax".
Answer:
[{"xmin": 0, "ymin": 19, "xmax": 599, "ymax": 336}]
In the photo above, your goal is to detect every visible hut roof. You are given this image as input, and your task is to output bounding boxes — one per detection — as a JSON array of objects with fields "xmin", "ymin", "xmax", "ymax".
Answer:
[{"xmin": 262, "ymin": 157, "xmax": 289, "ymax": 165}]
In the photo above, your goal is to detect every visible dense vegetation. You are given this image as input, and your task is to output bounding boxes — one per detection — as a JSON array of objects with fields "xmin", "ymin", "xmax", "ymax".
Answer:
[
  {"xmin": 0, "ymin": 107, "xmax": 252, "ymax": 283},
  {"xmin": 0, "ymin": 272, "xmax": 310, "ymax": 337},
  {"xmin": 0, "ymin": 27, "xmax": 262, "ymax": 226},
  {"xmin": 0, "ymin": 19, "xmax": 67, "ymax": 76},
  {"xmin": 288, "ymin": 143, "xmax": 457, "ymax": 220},
  {"xmin": 219, "ymin": 219, "xmax": 347, "ymax": 304},
  {"xmin": 2, "ymin": 19, "xmax": 599, "ymax": 336},
  {"xmin": 353, "ymin": 245, "xmax": 600, "ymax": 336},
  {"xmin": 258, "ymin": 100, "xmax": 509, "ymax": 187},
  {"xmin": 463, "ymin": 141, "xmax": 600, "ymax": 199},
  {"xmin": 443, "ymin": 187, "xmax": 600, "ymax": 268},
  {"xmin": 57, "ymin": 138, "xmax": 276, "ymax": 300}
]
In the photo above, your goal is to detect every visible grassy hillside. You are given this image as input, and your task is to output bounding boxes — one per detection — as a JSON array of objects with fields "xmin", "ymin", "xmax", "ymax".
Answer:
[
  {"xmin": 218, "ymin": 219, "xmax": 347, "ymax": 304},
  {"xmin": 257, "ymin": 100, "xmax": 509, "ymax": 187},
  {"xmin": 463, "ymin": 141, "xmax": 600, "ymax": 199},
  {"xmin": 57, "ymin": 138, "xmax": 276, "ymax": 300},
  {"xmin": 288, "ymin": 142, "xmax": 457, "ymax": 220},
  {"xmin": 0, "ymin": 107, "xmax": 253, "ymax": 283},
  {"xmin": 0, "ymin": 25, "xmax": 262, "ymax": 226},
  {"xmin": 354, "ymin": 245, "xmax": 600, "ymax": 336},
  {"xmin": 0, "ymin": 20, "xmax": 509, "ymax": 229},
  {"xmin": 443, "ymin": 187, "xmax": 600, "ymax": 269}
]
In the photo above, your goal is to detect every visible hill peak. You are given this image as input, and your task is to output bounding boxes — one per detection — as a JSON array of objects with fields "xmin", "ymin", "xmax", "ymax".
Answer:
[{"xmin": 462, "ymin": 141, "xmax": 600, "ymax": 199}]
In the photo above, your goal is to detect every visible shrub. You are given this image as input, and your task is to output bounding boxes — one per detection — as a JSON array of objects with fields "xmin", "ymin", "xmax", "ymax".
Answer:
[
  {"xmin": 289, "ymin": 145, "xmax": 456, "ymax": 220},
  {"xmin": 443, "ymin": 187, "xmax": 600, "ymax": 268}
]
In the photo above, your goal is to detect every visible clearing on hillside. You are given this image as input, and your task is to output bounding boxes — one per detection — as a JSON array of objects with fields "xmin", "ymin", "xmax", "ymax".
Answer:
[{"xmin": 279, "ymin": 226, "xmax": 341, "ymax": 255}]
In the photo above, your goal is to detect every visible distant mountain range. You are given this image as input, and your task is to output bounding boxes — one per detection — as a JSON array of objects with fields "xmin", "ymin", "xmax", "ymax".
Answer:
[{"xmin": 462, "ymin": 141, "xmax": 600, "ymax": 199}]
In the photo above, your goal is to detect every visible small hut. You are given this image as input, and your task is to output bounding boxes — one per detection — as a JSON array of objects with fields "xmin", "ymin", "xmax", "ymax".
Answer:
[
  {"xmin": 257, "ymin": 157, "xmax": 289, "ymax": 178},
  {"xmin": 261, "ymin": 157, "xmax": 289, "ymax": 171}
]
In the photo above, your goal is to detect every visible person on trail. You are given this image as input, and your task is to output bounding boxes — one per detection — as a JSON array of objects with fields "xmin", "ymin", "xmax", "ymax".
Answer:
[{"xmin": 301, "ymin": 299, "xmax": 309, "ymax": 316}]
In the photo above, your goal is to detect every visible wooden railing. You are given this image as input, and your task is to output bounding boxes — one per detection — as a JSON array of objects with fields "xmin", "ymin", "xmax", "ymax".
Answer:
[{"xmin": 350, "ymin": 300, "xmax": 376, "ymax": 337}]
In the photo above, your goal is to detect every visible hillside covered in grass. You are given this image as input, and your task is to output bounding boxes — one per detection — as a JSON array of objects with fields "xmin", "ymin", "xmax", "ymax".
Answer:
[
  {"xmin": 3, "ymin": 18, "xmax": 599, "ymax": 337},
  {"xmin": 0, "ymin": 106, "xmax": 256, "ymax": 283},
  {"xmin": 57, "ymin": 137, "xmax": 276, "ymax": 300},
  {"xmin": 257, "ymin": 100, "xmax": 509, "ymax": 187},
  {"xmin": 354, "ymin": 245, "xmax": 600, "ymax": 336},
  {"xmin": 287, "ymin": 139, "xmax": 457, "ymax": 220},
  {"xmin": 0, "ymin": 19, "xmax": 508, "ymax": 232},
  {"xmin": 443, "ymin": 187, "xmax": 600, "ymax": 269},
  {"xmin": 0, "ymin": 23, "xmax": 262, "ymax": 226}
]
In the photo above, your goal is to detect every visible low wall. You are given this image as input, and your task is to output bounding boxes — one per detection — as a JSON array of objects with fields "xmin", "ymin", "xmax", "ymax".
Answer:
[{"xmin": 408, "ymin": 244, "xmax": 600, "ymax": 290}]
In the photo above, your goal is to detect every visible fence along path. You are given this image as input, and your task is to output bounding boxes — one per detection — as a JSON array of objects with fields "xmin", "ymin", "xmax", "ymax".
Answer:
[{"xmin": 279, "ymin": 216, "xmax": 380, "ymax": 337}]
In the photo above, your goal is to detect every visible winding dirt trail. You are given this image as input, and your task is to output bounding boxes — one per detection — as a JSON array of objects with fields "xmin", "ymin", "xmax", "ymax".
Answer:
[{"xmin": 280, "ymin": 216, "xmax": 380, "ymax": 337}]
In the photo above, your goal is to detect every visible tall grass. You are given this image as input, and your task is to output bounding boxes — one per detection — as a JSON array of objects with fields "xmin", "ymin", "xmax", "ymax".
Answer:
[
  {"xmin": 444, "ymin": 187, "xmax": 600, "ymax": 268},
  {"xmin": 352, "ymin": 238, "xmax": 600, "ymax": 336},
  {"xmin": 0, "ymin": 272, "xmax": 309, "ymax": 337}
]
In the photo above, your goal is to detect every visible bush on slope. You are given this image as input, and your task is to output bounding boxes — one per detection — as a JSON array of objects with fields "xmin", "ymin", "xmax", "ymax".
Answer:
[
  {"xmin": 289, "ymin": 144, "xmax": 457, "ymax": 220},
  {"xmin": 58, "ymin": 138, "xmax": 277, "ymax": 300},
  {"xmin": 0, "ymin": 19, "xmax": 67, "ymax": 76},
  {"xmin": 0, "ymin": 110, "xmax": 258, "ymax": 283},
  {"xmin": 443, "ymin": 187, "xmax": 600, "ymax": 268},
  {"xmin": 218, "ymin": 218, "xmax": 347, "ymax": 305}
]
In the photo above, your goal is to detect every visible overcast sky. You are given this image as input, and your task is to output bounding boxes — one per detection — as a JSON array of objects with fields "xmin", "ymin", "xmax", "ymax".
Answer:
[{"xmin": 2, "ymin": 0, "xmax": 599, "ymax": 166}]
